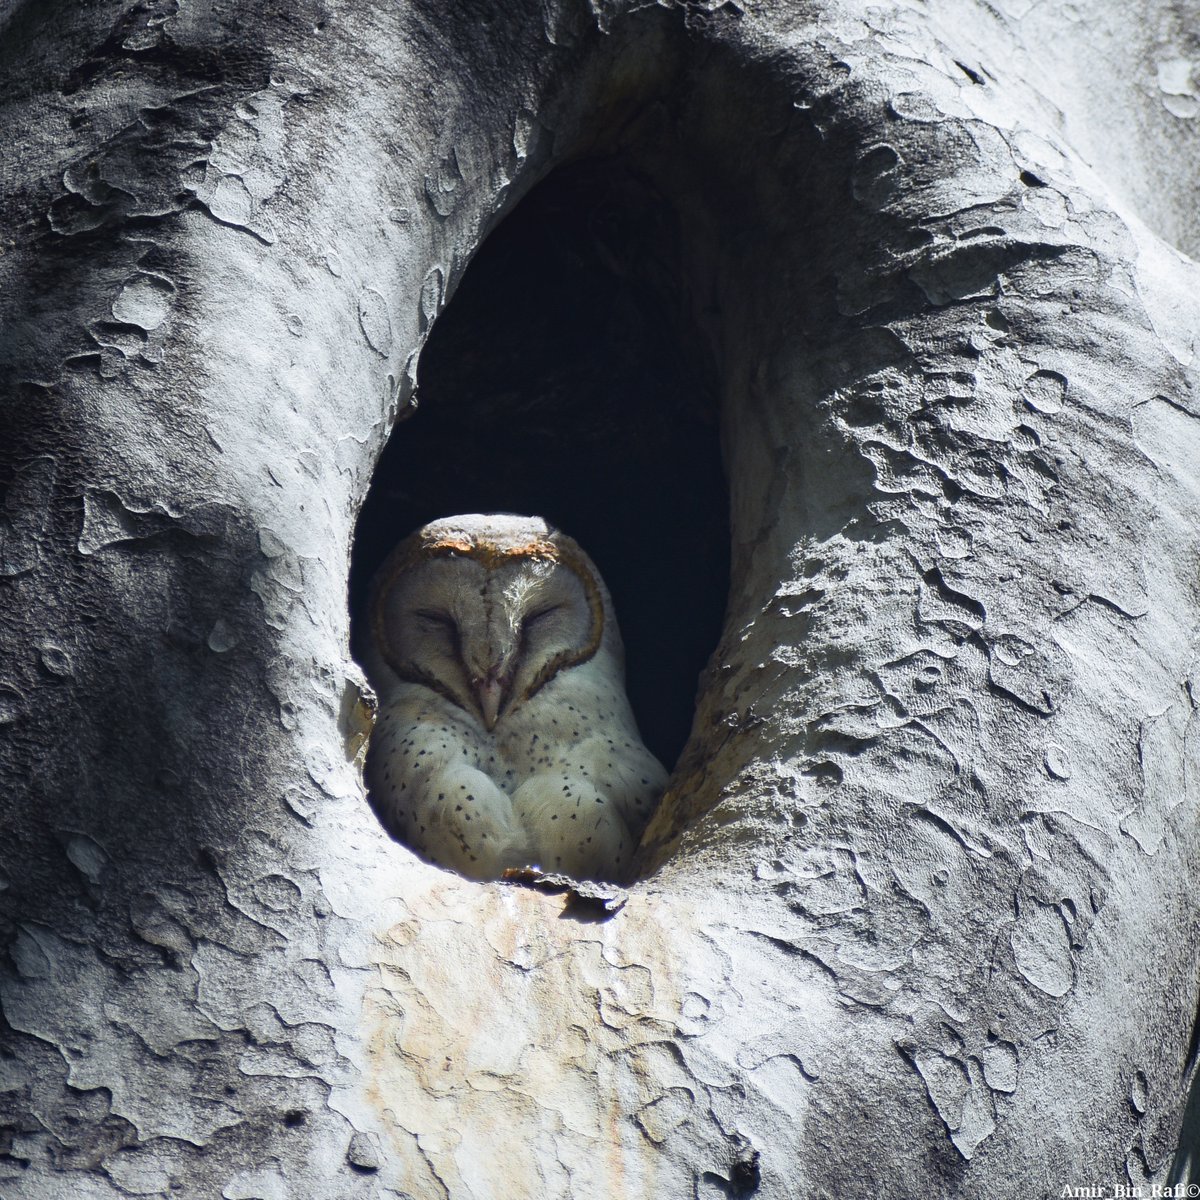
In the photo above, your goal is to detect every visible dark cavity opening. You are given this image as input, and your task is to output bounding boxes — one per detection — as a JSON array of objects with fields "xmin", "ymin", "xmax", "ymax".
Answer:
[{"xmin": 350, "ymin": 158, "xmax": 729, "ymax": 768}]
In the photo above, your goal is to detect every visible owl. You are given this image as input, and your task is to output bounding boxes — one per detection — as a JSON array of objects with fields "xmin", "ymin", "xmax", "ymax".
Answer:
[{"xmin": 361, "ymin": 514, "xmax": 668, "ymax": 883}]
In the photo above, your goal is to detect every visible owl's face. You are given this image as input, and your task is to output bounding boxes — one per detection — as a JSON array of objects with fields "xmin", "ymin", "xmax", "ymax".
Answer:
[{"xmin": 370, "ymin": 516, "xmax": 607, "ymax": 730}]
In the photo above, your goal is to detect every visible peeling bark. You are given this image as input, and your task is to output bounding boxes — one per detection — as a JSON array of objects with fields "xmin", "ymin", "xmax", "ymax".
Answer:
[{"xmin": 2, "ymin": 0, "xmax": 1199, "ymax": 1196}]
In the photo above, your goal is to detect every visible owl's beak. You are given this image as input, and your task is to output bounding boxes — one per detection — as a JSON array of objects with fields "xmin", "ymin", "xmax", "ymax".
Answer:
[{"xmin": 477, "ymin": 677, "xmax": 504, "ymax": 731}]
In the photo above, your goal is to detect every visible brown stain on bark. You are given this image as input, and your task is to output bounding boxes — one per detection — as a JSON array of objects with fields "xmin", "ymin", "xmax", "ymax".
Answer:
[{"xmin": 359, "ymin": 876, "xmax": 700, "ymax": 1197}]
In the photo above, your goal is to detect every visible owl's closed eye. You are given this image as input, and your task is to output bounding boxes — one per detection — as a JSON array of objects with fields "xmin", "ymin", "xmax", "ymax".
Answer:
[{"xmin": 361, "ymin": 513, "xmax": 667, "ymax": 883}]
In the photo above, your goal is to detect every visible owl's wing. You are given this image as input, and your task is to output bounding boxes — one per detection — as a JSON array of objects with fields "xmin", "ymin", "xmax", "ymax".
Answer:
[
  {"xmin": 368, "ymin": 701, "xmax": 534, "ymax": 879},
  {"xmin": 506, "ymin": 731, "xmax": 664, "ymax": 881},
  {"xmin": 402, "ymin": 762, "xmax": 534, "ymax": 879},
  {"xmin": 553, "ymin": 728, "xmax": 668, "ymax": 843},
  {"xmin": 509, "ymin": 773, "xmax": 633, "ymax": 881},
  {"xmin": 603, "ymin": 737, "xmax": 670, "ymax": 836}
]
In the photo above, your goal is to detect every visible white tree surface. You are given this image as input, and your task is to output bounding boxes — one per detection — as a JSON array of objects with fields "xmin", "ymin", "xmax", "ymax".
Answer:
[{"xmin": 2, "ymin": 0, "xmax": 1199, "ymax": 1196}]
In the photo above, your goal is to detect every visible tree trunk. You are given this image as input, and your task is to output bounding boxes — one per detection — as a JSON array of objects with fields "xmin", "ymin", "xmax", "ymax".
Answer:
[{"xmin": 2, "ymin": 1, "xmax": 1198, "ymax": 1196}]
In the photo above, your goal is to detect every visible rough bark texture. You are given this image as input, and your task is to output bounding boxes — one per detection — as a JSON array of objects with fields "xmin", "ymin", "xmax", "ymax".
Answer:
[{"xmin": 2, "ymin": 0, "xmax": 1199, "ymax": 1196}]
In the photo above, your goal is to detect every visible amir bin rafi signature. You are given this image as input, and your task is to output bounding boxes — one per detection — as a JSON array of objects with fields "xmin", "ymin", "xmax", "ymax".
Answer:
[{"xmin": 1060, "ymin": 1186, "xmax": 1200, "ymax": 1199}]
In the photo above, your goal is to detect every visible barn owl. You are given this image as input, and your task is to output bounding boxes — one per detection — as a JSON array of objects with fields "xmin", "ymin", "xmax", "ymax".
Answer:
[{"xmin": 362, "ymin": 514, "xmax": 667, "ymax": 882}]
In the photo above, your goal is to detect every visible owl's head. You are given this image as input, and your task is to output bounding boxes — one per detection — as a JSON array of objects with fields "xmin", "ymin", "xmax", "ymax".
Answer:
[{"xmin": 368, "ymin": 514, "xmax": 617, "ymax": 730}]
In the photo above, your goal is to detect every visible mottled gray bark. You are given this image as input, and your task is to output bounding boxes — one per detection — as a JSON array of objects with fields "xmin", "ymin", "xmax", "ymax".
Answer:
[{"xmin": 2, "ymin": 0, "xmax": 1198, "ymax": 1196}]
